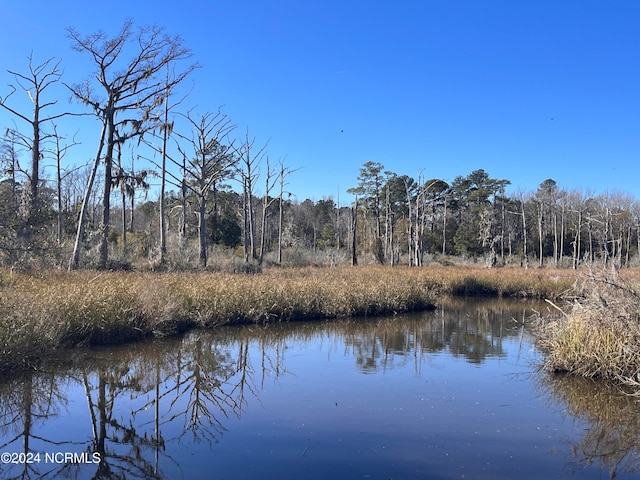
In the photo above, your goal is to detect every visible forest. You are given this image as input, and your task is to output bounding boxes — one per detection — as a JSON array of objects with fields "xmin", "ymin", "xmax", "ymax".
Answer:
[{"xmin": 1, "ymin": 21, "xmax": 639, "ymax": 272}]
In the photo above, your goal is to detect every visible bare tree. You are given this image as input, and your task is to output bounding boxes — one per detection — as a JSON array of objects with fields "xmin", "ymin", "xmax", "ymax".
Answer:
[
  {"xmin": 277, "ymin": 159, "xmax": 298, "ymax": 264},
  {"xmin": 258, "ymin": 157, "xmax": 278, "ymax": 265},
  {"xmin": 66, "ymin": 20, "xmax": 195, "ymax": 269},
  {"xmin": 351, "ymin": 198, "xmax": 359, "ymax": 266},
  {"xmin": 175, "ymin": 109, "xmax": 237, "ymax": 267},
  {"xmin": 0, "ymin": 54, "xmax": 80, "ymax": 224},
  {"xmin": 508, "ymin": 190, "xmax": 531, "ymax": 269},
  {"xmin": 46, "ymin": 124, "xmax": 80, "ymax": 244},
  {"xmin": 156, "ymin": 67, "xmax": 193, "ymax": 261},
  {"xmin": 237, "ymin": 131, "xmax": 268, "ymax": 262}
]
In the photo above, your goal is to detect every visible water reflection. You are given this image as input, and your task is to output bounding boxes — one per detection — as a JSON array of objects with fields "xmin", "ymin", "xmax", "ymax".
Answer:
[
  {"xmin": 541, "ymin": 374, "xmax": 640, "ymax": 478},
  {"xmin": 0, "ymin": 298, "xmax": 638, "ymax": 479},
  {"xmin": 0, "ymin": 372, "xmax": 67, "ymax": 479},
  {"xmin": 0, "ymin": 335, "xmax": 261, "ymax": 479}
]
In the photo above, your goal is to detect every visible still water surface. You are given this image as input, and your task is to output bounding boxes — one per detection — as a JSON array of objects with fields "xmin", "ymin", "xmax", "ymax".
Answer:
[{"xmin": 1, "ymin": 298, "xmax": 639, "ymax": 479}]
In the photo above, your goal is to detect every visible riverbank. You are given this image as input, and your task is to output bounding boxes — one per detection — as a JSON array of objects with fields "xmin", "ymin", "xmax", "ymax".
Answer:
[
  {"xmin": 0, "ymin": 265, "xmax": 576, "ymax": 375},
  {"xmin": 535, "ymin": 269, "xmax": 640, "ymax": 391}
]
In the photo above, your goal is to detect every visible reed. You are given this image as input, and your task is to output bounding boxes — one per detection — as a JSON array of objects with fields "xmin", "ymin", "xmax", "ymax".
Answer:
[
  {"xmin": 423, "ymin": 265, "xmax": 576, "ymax": 298},
  {"xmin": 0, "ymin": 265, "xmax": 577, "ymax": 374},
  {"xmin": 535, "ymin": 269, "xmax": 640, "ymax": 390}
]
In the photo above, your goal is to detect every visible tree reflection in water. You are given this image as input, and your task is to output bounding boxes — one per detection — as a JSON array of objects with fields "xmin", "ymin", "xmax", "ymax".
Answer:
[
  {"xmin": 541, "ymin": 374, "xmax": 640, "ymax": 478},
  {"xmin": 79, "ymin": 334, "xmax": 275, "ymax": 479},
  {"xmin": 0, "ymin": 332, "xmax": 279, "ymax": 479},
  {"xmin": 0, "ymin": 299, "xmax": 639, "ymax": 479},
  {"xmin": 342, "ymin": 297, "xmax": 533, "ymax": 373},
  {"xmin": 0, "ymin": 372, "xmax": 67, "ymax": 480}
]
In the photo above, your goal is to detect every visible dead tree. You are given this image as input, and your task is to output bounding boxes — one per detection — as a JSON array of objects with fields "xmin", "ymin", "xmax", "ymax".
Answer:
[
  {"xmin": 237, "ymin": 131, "xmax": 268, "ymax": 262},
  {"xmin": 259, "ymin": 157, "xmax": 278, "ymax": 265},
  {"xmin": 0, "ymin": 54, "xmax": 81, "ymax": 225},
  {"xmin": 46, "ymin": 124, "xmax": 81, "ymax": 244},
  {"xmin": 277, "ymin": 160, "xmax": 298, "ymax": 264},
  {"xmin": 66, "ymin": 20, "xmax": 195, "ymax": 269},
  {"xmin": 175, "ymin": 109, "xmax": 237, "ymax": 268}
]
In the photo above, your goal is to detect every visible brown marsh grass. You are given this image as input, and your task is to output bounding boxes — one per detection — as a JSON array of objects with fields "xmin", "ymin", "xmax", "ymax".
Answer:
[
  {"xmin": 421, "ymin": 264, "xmax": 576, "ymax": 298},
  {"xmin": 0, "ymin": 265, "xmax": 578, "ymax": 374},
  {"xmin": 535, "ymin": 269, "xmax": 640, "ymax": 390}
]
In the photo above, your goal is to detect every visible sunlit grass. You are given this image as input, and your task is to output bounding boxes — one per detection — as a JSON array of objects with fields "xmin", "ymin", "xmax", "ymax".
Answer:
[
  {"xmin": 535, "ymin": 269, "xmax": 640, "ymax": 390},
  {"xmin": 0, "ymin": 265, "xmax": 579, "ymax": 374}
]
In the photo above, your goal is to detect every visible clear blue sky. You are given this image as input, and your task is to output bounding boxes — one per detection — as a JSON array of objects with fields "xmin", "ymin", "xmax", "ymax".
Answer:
[{"xmin": 1, "ymin": 1, "xmax": 639, "ymax": 204}]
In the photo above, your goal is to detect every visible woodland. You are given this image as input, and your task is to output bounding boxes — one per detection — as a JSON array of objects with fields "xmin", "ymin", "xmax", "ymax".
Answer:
[{"xmin": 1, "ymin": 21, "xmax": 639, "ymax": 272}]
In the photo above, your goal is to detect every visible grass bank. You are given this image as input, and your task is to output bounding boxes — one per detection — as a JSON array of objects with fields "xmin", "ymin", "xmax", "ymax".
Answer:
[
  {"xmin": 535, "ymin": 269, "xmax": 640, "ymax": 391},
  {"xmin": 0, "ymin": 265, "xmax": 576, "ymax": 375}
]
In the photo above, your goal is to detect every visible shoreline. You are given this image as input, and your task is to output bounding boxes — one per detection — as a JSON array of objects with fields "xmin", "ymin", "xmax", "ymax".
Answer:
[{"xmin": 0, "ymin": 265, "xmax": 579, "ymax": 375}]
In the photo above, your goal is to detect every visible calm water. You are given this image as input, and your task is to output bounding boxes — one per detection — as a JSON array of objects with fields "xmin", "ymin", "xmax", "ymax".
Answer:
[{"xmin": 1, "ymin": 298, "xmax": 639, "ymax": 479}]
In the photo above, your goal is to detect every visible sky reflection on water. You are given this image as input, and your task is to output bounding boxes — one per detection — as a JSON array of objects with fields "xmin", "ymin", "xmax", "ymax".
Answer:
[{"xmin": 0, "ymin": 298, "xmax": 638, "ymax": 479}]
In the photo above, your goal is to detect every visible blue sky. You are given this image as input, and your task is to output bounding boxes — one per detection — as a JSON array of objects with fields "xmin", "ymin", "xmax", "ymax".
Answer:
[{"xmin": 1, "ymin": 1, "xmax": 639, "ymax": 204}]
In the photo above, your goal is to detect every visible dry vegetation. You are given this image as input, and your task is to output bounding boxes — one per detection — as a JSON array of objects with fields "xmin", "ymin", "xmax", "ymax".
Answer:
[
  {"xmin": 535, "ymin": 268, "xmax": 640, "ymax": 390},
  {"xmin": 0, "ymin": 265, "xmax": 578, "ymax": 374}
]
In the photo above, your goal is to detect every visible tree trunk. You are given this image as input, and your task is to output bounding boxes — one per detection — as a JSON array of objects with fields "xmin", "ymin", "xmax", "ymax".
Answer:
[
  {"xmin": 278, "ymin": 191, "xmax": 283, "ymax": 264},
  {"xmin": 351, "ymin": 200, "xmax": 358, "ymax": 266},
  {"xmin": 243, "ymin": 179, "xmax": 250, "ymax": 263},
  {"xmin": 69, "ymin": 122, "xmax": 107, "ymax": 270},
  {"xmin": 29, "ymin": 109, "xmax": 40, "ymax": 223},
  {"xmin": 98, "ymin": 106, "xmax": 116, "ymax": 270},
  {"xmin": 442, "ymin": 195, "xmax": 447, "ymax": 256},
  {"xmin": 552, "ymin": 211, "xmax": 558, "ymax": 267},
  {"xmin": 121, "ymin": 189, "xmax": 127, "ymax": 250},
  {"xmin": 198, "ymin": 194, "xmax": 207, "ymax": 268},
  {"xmin": 573, "ymin": 210, "xmax": 582, "ymax": 270},
  {"xmin": 56, "ymin": 139, "xmax": 63, "ymax": 245},
  {"xmin": 560, "ymin": 203, "xmax": 565, "ymax": 266},
  {"xmin": 159, "ymin": 75, "xmax": 170, "ymax": 259},
  {"xmin": 259, "ymin": 197, "xmax": 268, "ymax": 265},
  {"xmin": 181, "ymin": 163, "xmax": 187, "ymax": 242},
  {"xmin": 537, "ymin": 201, "xmax": 543, "ymax": 267},
  {"xmin": 500, "ymin": 194, "xmax": 505, "ymax": 261},
  {"xmin": 521, "ymin": 201, "xmax": 529, "ymax": 269},
  {"xmin": 129, "ymin": 190, "xmax": 134, "ymax": 233}
]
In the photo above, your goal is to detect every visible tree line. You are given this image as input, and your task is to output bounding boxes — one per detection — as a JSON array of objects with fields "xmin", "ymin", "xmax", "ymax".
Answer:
[
  {"xmin": 345, "ymin": 162, "xmax": 639, "ymax": 269},
  {"xmin": 1, "ymin": 21, "xmax": 638, "ymax": 270}
]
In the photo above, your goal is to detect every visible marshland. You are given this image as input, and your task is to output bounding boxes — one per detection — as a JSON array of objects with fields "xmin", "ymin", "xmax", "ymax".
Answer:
[
  {"xmin": 0, "ymin": 265, "xmax": 577, "ymax": 374},
  {"xmin": 2, "ymin": 286, "xmax": 640, "ymax": 479},
  {"xmin": 2, "ymin": 16, "xmax": 640, "ymax": 478},
  {"xmin": 2, "ymin": 263, "xmax": 640, "ymax": 390}
]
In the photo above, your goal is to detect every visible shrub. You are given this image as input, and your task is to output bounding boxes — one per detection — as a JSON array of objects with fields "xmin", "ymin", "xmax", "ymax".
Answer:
[{"xmin": 535, "ymin": 269, "xmax": 640, "ymax": 389}]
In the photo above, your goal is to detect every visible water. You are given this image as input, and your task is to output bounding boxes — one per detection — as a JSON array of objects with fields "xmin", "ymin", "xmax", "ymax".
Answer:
[{"xmin": 1, "ymin": 298, "xmax": 639, "ymax": 479}]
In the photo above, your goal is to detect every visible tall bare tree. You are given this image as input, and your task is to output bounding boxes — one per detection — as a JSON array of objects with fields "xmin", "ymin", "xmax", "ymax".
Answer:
[
  {"xmin": 0, "ymin": 54, "xmax": 79, "ymax": 224},
  {"xmin": 258, "ymin": 157, "xmax": 278, "ymax": 265},
  {"xmin": 175, "ymin": 110, "xmax": 237, "ymax": 267},
  {"xmin": 237, "ymin": 131, "xmax": 268, "ymax": 262},
  {"xmin": 47, "ymin": 124, "xmax": 80, "ymax": 244},
  {"xmin": 156, "ymin": 67, "xmax": 193, "ymax": 261},
  {"xmin": 66, "ymin": 20, "xmax": 195, "ymax": 269},
  {"xmin": 277, "ymin": 159, "xmax": 298, "ymax": 264}
]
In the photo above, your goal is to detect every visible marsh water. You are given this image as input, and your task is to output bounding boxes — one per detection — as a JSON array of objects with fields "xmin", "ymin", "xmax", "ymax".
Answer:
[{"xmin": 1, "ymin": 298, "xmax": 640, "ymax": 480}]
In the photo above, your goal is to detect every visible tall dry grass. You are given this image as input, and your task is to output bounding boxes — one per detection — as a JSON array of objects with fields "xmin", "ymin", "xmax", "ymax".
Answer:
[
  {"xmin": 535, "ymin": 269, "xmax": 640, "ymax": 390},
  {"xmin": 0, "ymin": 265, "xmax": 578, "ymax": 374},
  {"xmin": 422, "ymin": 265, "xmax": 576, "ymax": 298}
]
